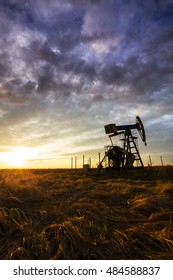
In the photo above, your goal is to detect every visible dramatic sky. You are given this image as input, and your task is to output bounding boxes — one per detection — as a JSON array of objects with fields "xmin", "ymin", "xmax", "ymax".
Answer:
[{"xmin": 0, "ymin": 0, "xmax": 173, "ymax": 168}]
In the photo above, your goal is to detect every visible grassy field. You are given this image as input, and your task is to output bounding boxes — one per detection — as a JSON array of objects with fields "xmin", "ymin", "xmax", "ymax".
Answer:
[{"xmin": 0, "ymin": 166, "xmax": 173, "ymax": 260}]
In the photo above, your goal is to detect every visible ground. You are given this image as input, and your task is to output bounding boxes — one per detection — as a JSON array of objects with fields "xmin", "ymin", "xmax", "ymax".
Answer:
[{"xmin": 0, "ymin": 166, "xmax": 173, "ymax": 260}]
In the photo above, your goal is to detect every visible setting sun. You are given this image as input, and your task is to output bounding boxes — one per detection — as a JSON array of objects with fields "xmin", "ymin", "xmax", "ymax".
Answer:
[{"xmin": 4, "ymin": 147, "xmax": 37, "ymax": 168}]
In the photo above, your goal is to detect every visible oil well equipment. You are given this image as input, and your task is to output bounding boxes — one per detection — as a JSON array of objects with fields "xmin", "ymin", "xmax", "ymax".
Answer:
[{"xmin": 98, "ymin": 116, "xmax": 147, "ymax": 170}]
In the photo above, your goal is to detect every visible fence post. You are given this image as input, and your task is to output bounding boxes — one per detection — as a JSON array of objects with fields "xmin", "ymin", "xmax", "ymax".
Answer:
[
  {"xmin": 149, "ymin": 155, "xmax": 152, "ymax": 167},
  {"xmin": 99, "ymin": 152, "xmax": 101, "ymax": 166},
  {"xmin": 160, "ymin": 156, "xmax": 163, "ymax": 167},
  {"xmin": 71, "ymin": 157, "xmax": 73, "ymax": 169}
]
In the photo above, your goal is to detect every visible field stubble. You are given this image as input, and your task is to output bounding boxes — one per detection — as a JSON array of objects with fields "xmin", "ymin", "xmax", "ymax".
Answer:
[{"xmin": 0, "ymin": 166, "xmax": 173, "ymax": 260}]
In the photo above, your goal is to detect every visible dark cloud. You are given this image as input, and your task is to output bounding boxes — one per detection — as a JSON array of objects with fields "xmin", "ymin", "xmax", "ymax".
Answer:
[
  {"xmin": 153, "ymin": 1, "xmax": 173, "ymax": 25},
  {"xmin": 27, "ymin": 40, "xmax": 61, "ymax": 64},
  {"xmin": 0, "ymin": 0, "xmax": 34, "ymax": 29},
  {"xmin": 0, "ymin": 53, "xmax": 11, "ymax": 79},
  {"xmin": 100, "ymin": 64, "xmax": 125, "ymax": 85},
  {"xmin": 37, "ymin": 64, "xmax": 57, "ymax": 94}
]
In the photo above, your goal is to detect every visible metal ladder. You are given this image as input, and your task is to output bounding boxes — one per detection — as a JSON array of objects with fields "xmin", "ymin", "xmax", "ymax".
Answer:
[{"xmin": 122, "ymin": 129, "xmax": 144, "ymax": 168}]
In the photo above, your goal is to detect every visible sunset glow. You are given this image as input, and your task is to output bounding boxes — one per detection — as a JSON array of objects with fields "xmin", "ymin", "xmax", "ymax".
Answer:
[
  {"xmin": 0, "ymin": 0, "xmax": 173, "ymax": 168},
  {"xmin": 4, "ymin": 147, "xmax": 37, "ymax": 168}
]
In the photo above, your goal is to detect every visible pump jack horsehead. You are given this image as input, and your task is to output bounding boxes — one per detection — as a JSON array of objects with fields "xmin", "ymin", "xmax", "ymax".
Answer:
[{"xmin": 98, "ymin": 116, "xmax": 147, "ymax": 170}]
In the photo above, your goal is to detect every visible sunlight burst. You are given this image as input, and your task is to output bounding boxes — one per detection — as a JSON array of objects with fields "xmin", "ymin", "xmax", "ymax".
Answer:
[{"xmin": 5, "ymin": 147, "xmax": 37, "ymax": 167}]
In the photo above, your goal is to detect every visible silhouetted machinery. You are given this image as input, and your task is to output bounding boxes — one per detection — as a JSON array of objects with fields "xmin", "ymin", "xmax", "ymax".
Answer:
[{"xmin": 98, "ymin": 116, "xmax": 147, "ymax": 170}]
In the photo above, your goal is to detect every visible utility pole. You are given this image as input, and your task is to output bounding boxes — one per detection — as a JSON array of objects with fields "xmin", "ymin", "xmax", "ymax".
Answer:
[
  {"xmin": 160, "ymin": 156, "xmax": 163, "ymax": 167},
  {"xmin": 89, "ymin": 158, "xmax": 91, "ymax": 167}
]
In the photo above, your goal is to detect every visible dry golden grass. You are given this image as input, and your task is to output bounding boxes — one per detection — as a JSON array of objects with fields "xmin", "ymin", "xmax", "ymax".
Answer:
[{"xmin": 0, "ymin": 166, "xmax": 173, "ymax": 259}]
